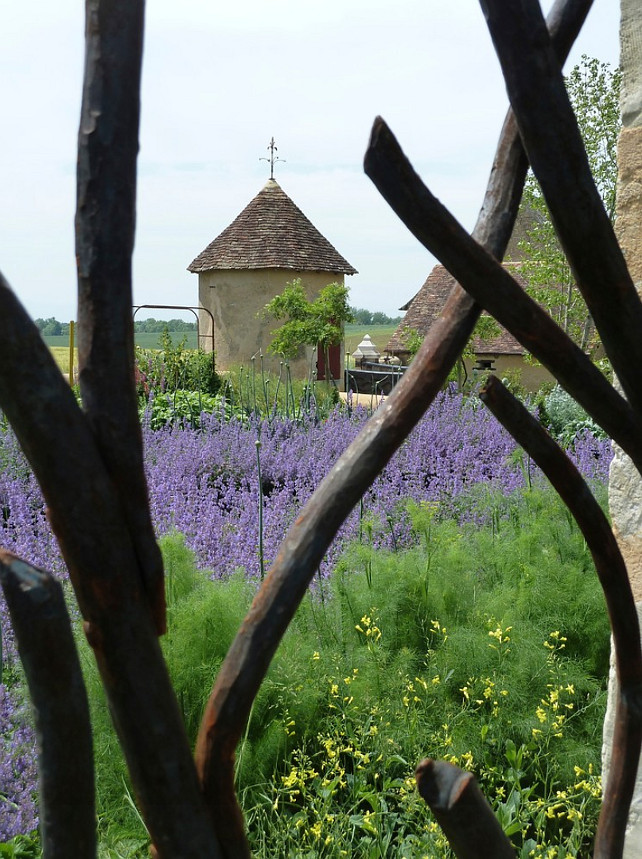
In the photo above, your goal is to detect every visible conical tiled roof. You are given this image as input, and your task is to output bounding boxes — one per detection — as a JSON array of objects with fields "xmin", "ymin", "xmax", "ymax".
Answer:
[
  {"xmin": 188, "ymin": 179, "xmax": 357, "ymax": 275},
  {"xmin": 385, "ymin": 263, "xmax": 525, "ymax": 356}
]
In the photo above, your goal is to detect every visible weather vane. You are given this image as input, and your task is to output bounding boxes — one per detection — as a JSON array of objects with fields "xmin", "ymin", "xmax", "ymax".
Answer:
[{"xmin": 260, "ymin": 137, "xmax": 285, "ymax": 179}]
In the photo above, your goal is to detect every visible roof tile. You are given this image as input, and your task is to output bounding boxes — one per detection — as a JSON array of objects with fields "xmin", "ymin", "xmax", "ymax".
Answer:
[
  {"xmin": 386, "ymin": 263, "xmax": 526, "ymax": 356},
  {"xmin": 188, "ymin": 179, "xmax": 357, "ymax": 275}
]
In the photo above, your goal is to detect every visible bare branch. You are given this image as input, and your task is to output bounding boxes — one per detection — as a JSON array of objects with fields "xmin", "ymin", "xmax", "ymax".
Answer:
[
  {"xmin": 76, "ymin": 0, "xmax": 165, "ymax": 634},
  {"xmin": 479, "ymin": 0, "xmax": 642, "ymax": 416},
  {"xmin": 363, "ymin": 118, "xmax": 642, "ymax": 476},
  {"xmin": 0, "ymin": 551, "xmax": 95, "ymax": 859},
  {"xmin": 194, "ymin": 0, "xmax": 596, "ymax": 840},
  {"xmin": 479, "ymin": 376, "xmax": 642, "ymax": 859},
  {"xmin": 415, "ymin": 759, "xmax": 515, "ymax": 859}
]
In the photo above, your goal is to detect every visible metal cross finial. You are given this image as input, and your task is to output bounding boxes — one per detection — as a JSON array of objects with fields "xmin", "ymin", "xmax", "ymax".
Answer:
[{"xmin": 260, "ymin": 137, "xmax": 285, "ymax": 179}]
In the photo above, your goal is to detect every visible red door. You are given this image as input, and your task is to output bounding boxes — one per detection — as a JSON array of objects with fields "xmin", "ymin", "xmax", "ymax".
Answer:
[{"xmin": 317, "ymin": 343, "xmax": 341, "ymax": 381}]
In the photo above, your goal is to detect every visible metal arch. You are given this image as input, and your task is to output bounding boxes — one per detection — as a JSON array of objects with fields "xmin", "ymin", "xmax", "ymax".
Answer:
[{"xmin": 132, "ymin": 304, "xmax": 215, "ymax": 371}]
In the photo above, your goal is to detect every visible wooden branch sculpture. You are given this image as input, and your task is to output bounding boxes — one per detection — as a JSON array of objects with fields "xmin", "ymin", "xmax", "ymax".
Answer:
[
  {"xmin": 0, "ymin": 552, "xmax": 95, "ymax": 858},
  {"xmin": 0, "ymin": 0, "xmax": 640, "ymax": 857}
]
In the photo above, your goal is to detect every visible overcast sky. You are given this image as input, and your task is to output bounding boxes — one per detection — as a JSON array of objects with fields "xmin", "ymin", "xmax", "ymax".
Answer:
[{"xmin": 1, "ymin": 1, "xmax": 619, "ymax": 322}]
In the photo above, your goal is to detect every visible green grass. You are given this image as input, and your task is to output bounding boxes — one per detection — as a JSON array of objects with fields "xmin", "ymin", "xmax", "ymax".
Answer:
[
  {"xmin": 43, "ymin": 332, "xmax": 199, "ymax": 350},
  {"xmin": 45, "ymin": 326, "xmax": 396, "ymax": 368},
  {"xmin": 82, "ymin": 485, "xmax": 609, "ymax": 858},
  {"xmin": 344, "ymin": 324, "xmax": 399, "ymax": 356},
  {"xmin": 48, "ymin": 346, "xmax": 77, "ymax": 376}
]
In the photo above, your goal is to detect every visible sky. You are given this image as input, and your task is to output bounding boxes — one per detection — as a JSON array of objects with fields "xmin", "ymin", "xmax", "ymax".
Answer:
[{"xmin": 1, "ymin": 1, "xmax": 619, "ymax": 322}]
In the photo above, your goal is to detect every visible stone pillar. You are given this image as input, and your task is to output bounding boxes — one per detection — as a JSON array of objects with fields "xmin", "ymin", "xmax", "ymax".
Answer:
[{"xmin": 602, "ymin": 4, "xmax": 642, "ymax": 855}]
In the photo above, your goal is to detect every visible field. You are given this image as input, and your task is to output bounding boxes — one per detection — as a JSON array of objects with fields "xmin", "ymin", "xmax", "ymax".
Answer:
[
  {"xmin": 44, "ymin": 331, "xmax": 199, "ymax": 351},
  {"xmin": 44, "ymin": 326, "xmax": 396, "ymax": 362},
  {"xmin": 344, "ymin": 323, "xmax": 399, "ymax": 356}
]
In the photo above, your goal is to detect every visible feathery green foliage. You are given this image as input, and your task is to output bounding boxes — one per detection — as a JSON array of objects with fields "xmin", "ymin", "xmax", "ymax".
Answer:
[{"xmin": 84, "ymin": 485, "xmax": 609, "ymax": 857}]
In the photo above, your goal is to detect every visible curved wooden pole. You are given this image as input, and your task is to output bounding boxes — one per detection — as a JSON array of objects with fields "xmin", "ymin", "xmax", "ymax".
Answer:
[
  {"xmin": 363, "ymin": 117, "xmax": 642, "ymax": 476},
  {"xmin": 0, "ymin": 275, "xmax": 221, "ymax": 858},
  {"xmin": 193, "ymin": 4, "xmax": 596, "ymax": 852},
  {"xmin": 480, "ymin": 376, "xmax": 642, "ymax": 859},
  {"xmin": 76, "ymin": 0, "xmax": 165, "ymax": 635},
  {"xmin": 479, "ymin": 0, "xmax": 642, "ymax": 417},
  {"xmin": 416, "ymin": 759, "xmax": 515, "ymax": 859},
  {"xmin": 0, "ymin": 552, "xmax": 95, "ymax": 859}
]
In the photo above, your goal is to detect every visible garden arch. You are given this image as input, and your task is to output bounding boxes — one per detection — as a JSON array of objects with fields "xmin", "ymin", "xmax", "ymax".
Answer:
[{"xmin": 133, "ymin": 303, "xmax": 215, "ymax": 357}]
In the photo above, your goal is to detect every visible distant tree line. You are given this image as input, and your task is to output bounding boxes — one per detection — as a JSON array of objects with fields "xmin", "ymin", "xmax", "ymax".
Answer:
[
  {"xmin": 350, "ymin": 307, "xmax": 402, "ymax": 325},
  {"xmin": 34, "ymin": 318, "xmax": 74, "ymax": 337},
  {"xmin": 35, "ymin": 317, "xmax": 197, "ymax": 336},
  {"xmin": 36, "ymin": 311, "xmax": 399, "ymax": 340},
  {"xmin": 132, "ymin": 318, "xmax": 197, "ymax": 333}
]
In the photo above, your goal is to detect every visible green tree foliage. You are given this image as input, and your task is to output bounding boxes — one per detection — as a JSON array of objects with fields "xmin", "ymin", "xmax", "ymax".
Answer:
[
  {"xmin": 400, "ymin": 326, "xmax": 424, "ymax": 359},
  {"xmin": 133, "ymin": 318, "xmax": 196, "ymax": 333},
  {"xmin": 35, "ymin": 316, "xmax": 197, "ymax": 335},
  {"xmin": 517, "ymin": 56, "xmax": 621, "ymax": 354},
  {"xmin": 264, "ymin": 279, "xmax": 353, "ymax": 380},
  {"xmin": 34, "ymin": 317, "xmax": 66, "ymax": 336}
]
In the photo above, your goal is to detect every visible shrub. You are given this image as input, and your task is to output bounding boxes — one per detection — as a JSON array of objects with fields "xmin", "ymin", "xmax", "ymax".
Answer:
[
  {"xmin": 541, "ymin": 385, "xmax": 606, "ymax": 445},
  {"xmin": 135, "ymin": 328, "xmax": 220, "ymax": 398},
  {"xmin": 80, "ymin": 487, "xmax": 609, "ymax": 857}
]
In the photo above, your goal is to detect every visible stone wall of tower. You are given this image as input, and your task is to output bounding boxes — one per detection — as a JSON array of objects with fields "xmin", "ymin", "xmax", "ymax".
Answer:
[
  {"xmin": 603, "ymin": 4, "xmax": 642, "ymax": 855},
  {"xmin": 198, "ymin": 269, "xmax": 346, "ymax": 383}
]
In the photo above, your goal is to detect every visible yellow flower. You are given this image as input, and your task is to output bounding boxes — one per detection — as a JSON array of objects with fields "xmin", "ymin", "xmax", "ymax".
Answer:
[{"xmin": 282, "ymin": 769, "xmax": 299, "ymax": 789}]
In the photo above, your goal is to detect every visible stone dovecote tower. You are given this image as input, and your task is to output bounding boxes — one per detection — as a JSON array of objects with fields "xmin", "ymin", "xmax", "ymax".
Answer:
[
  {"xmin": 188, "ymin": 178, "xmax": 357, "ymax": 380},
  {"xmin": 602, "ymin": 3, "xmax": 642, "ymax": 855}
]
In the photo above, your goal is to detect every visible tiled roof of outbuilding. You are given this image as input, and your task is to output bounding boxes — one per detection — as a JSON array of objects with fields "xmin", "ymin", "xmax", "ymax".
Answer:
[
  {"xmin": 386, "ymin": 263, "xmax": 526, "ymax": 356},
  {"xmin": 188, "ymin": 179, "xmax": 357, "ymax": 275}
]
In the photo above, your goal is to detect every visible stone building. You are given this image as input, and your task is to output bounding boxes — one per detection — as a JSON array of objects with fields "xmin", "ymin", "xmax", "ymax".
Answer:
[
  {"xmin": 385, "ymin": 209, "xmax": 558, "ymax": 392},
  {"xmin": 384, "ymin": 262, "xmax": 554, "ymax": 392},
  {"xmin": 187, "ymin": 178, "xmax": 356, "ymax": 380},
  {"xmin": 603, "ymin": 3, "xmax": 642, "ymax": 855}
]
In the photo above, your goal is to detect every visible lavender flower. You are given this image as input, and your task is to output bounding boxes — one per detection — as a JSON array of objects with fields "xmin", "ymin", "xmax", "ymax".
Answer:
[{"xmin": 0, "ymin": 684, "xmax": 38, "ymax": 840}]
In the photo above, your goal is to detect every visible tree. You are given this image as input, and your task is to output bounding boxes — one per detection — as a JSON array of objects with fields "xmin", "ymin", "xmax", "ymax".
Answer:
[
  {"xmin": 517, "ymin": 55, "xmax": 621, "ymax": 354},
  {"xmin": 351, "ymin": 306, "xmax": 374, "ymax": 325},
  {"xmin": 264, "ymin": 279, "xmax": 353, "ymax": 382},
  {"xmin": 350, "ymin": 307, "xmax": 403, "ymax": 325},
  {"xmin": 34, "ymin": 317, "xmax": 62, "ymax": 337}
]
